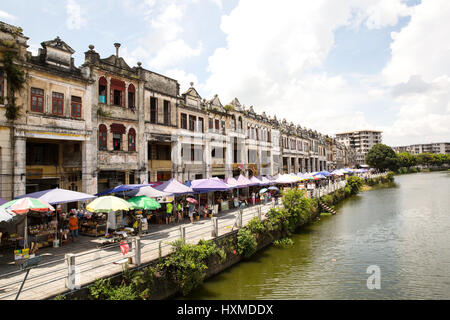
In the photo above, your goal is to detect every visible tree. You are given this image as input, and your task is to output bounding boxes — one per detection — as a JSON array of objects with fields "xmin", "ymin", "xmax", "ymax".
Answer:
[
  {"xmin": 366, "ymin": 144, "xmax": 399, "ymax": 171},
  {"xmin": 398, "ymin": 152, "xmax": 416, "ymax": 168},
  {"xmin": 416, "ymin": 153, "xmax": 433, "ymax": 166}
]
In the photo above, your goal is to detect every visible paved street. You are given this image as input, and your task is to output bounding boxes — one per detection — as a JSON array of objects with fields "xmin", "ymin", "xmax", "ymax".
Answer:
[{"xmin": 0, "ymin": 203, "xmax": 276, "ymax": 300}]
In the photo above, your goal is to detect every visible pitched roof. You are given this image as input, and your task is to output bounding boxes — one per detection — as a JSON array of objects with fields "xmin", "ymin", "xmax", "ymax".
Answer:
[{"xmin": 41, "ymin": 36, "xmax": 75, "ymax": 54}]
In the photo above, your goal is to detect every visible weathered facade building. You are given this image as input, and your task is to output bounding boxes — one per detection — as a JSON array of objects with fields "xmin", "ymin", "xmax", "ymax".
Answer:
[{"xmin": 0, "ymin": 21, "xmax": 356, "ymax": 200}]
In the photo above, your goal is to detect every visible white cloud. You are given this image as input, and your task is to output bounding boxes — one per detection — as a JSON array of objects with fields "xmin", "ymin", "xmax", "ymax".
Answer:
[
  {"xmin": 382, "ymin": 0, "xmax": 450, "ymax": 85},
  {"xmin": 124, "ymin": 1, "xmax": 203, "ymax": 71},
  {"xmin": 0, "ymin": 10, "xmax": 17, "ymax": 21},
  {"xmin": 200, "ymin": 0, "xmax": 449, "ymax": 146},
  {"xmin": 66, "ymin": 0, "xmax": 87, "ymax": 30},
  {"xmin": 165, "ymin": 68, "xmax": 202, "ymax": 94}
]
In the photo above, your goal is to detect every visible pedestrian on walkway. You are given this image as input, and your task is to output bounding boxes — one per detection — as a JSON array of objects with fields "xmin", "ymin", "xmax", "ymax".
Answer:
[
  {"xmin": 166, "ymin": 202, "xmax": 173, "ymax": 224},
  {"xmin": 177, "ymin": 202, "xmax": 183, "ymax": 223},
  {"xmin": 188, "ymin": 202, "xmax": 195, "ymax": 223},
  {"xmin": 68, "ymin": 213, "xmax": 79, "ymax": 243}
]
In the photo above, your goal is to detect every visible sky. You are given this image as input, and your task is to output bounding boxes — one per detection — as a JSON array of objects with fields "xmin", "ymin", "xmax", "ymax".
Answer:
[{"xmin": 1, "ymin": 0, "xmax": 449, "ymax": 147}]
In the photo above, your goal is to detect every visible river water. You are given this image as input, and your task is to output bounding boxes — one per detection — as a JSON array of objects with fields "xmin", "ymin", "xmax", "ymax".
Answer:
[{"xmin": 184, "ymin": 171, "xmax": 450, "ymax": 299}]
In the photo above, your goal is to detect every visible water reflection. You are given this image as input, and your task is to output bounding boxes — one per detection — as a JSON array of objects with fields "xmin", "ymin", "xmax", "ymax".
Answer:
[{"xmin": 182, "ymin": 172, "xmax": 450, "ymax": 300}]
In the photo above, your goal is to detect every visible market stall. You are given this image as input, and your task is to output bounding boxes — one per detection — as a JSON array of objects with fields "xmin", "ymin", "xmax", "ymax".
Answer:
[
  {"xmin": 79, "ymin": 212, "xmax": 107, "ymax": 237},
  {"xmin": 0, "ymin": 197, "xmax": 55, "ymax": 252},
  {"xmin": 86, "ymin": 196, "xmax": 134, "ymax": 244}
]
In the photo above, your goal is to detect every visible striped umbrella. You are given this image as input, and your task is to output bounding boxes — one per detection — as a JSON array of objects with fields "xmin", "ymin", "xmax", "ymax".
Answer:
[
  {"xmin": 0, "ymin": 197, "xmax": 55, "ymax": 214},
  {"xmin": 1, "ymin": 197, "xmax": 55, "ymax": 249}
]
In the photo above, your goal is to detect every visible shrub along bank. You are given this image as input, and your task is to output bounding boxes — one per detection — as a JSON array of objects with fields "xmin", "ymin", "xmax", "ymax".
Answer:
[{"xmin": 56, "ymin": 174, "xmax": 392, "ymax": 300}]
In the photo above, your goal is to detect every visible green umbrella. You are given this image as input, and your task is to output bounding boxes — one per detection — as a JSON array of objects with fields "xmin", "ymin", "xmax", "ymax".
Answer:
[{"xmin": 127, "ymin": 196, "xmax": 161, "ymax": 210}]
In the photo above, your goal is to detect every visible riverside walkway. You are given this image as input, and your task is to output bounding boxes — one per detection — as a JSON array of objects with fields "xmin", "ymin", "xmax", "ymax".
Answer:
[{"xmin": 0, "ymin": 179, "xmax": 352, "ymax": 300}]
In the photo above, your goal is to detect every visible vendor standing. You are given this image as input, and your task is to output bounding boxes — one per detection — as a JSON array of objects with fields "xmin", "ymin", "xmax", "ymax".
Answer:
[{"xmin": 68, "ymin": 213, "xmax": 79, "ymax": 243}]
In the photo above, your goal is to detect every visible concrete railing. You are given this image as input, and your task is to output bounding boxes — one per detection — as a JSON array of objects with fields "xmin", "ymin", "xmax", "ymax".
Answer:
[{"xmin": 0, "ymin": 175, "xmax": 365, "ymax": 300}]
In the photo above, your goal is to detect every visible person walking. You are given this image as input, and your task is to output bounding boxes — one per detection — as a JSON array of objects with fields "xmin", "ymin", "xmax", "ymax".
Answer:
[
  {"xmin": 68, "ymin": 213, "xmax": 79, "ymax": 243},
  {"xmin": 166, "ymin": 202, "xmax": 173, "ymax": 224},
  {"xmin": 177, "ymin": 202, "xmax": 183, "ymax": 223},
  {"xmin": 188, "ymin": 202, "xmax": 195, "ymax": 223}
]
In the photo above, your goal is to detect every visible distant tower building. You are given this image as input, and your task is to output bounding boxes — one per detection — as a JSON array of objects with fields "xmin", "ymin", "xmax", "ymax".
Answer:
[{"xmin": 335, "ymin": 130, "xmax": 382, "ymax": 166}]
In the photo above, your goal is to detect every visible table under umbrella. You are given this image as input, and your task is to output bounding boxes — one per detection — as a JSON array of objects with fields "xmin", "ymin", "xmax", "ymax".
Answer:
[{"xmin": 1, "ymin": 197, "xmax": 55, "ymax": 248}]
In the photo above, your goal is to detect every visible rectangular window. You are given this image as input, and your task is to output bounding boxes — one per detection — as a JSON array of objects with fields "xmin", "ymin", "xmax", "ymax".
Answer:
[
  {"xmin": 221, "ymin": 120, "xmax": 225, "ymax": 134},
  {"xmin": 71, "ymin": 96, "xmax": 82, "ymax": 118},
  {"xmin": 181, "ymin": 113, "xmax": 187, "ymax": 129},
  {"xmin": 52, "ymin": 92, "xmax": 64, "ymax": 115},
  {"xmin": 189, "ymin": 115, "xmax": 196, "ymax": 132},
  {"xmin": 153, "ymin": 144, "xmax": 171, "ymax": 160},
  {"xmin": 31, "ymin": 88, "xmax": 44, "ymax": 113},
  {"xmin": 215, "ymin": 119, "xmax": 220, "ymax": 130},
  {"xmin": 163, "ymin": 100, "xmax": 170, "ymax": 125},
  {"xmin": 113, "ymin": 90, "xmax": 122, "ymax": 106},
  {"xmin": 150, "ymin": 97, "xmax": 158, "ymax": 124},
  {"xmin": 0, "ymin": 70, "xmax": 4, "ymax": 101},
  {"xmin": 26, "ymin": 142, "xmax": 58, "ymax": 165},
  {"xmin": 198, "ymin": 117, "xmax": 204, "ymax": 133},
  {"xmin": 113, "ymin": 133, "xmax": 122, "ymax": 151},
  {"xmin": 209, "ymin": 118, "xmax": 213, "ymax": 129}
]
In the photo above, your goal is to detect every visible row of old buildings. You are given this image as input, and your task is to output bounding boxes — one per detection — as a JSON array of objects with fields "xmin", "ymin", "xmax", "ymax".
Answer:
[{"xmin": 0, "ymin": 21, "xmax": 357, "ymax": 200}]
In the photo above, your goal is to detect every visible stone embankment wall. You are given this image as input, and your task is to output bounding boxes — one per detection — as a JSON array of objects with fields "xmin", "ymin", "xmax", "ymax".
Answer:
[{"xmin": 59, "ymin": 174, "xmax": 391, "ymax": 300}]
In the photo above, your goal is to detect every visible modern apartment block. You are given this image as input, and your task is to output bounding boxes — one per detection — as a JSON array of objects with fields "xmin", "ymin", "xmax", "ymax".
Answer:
[
  {"xmin": 0, "ymin": 21, "xmax": 356, "ymax": 200},
  {"xmin": 392, "ymin": 142, "xmax": 450, "ymax": 155},
  {"xmin": 335, "ymin": 130, "xmax": 382, "ymax": 166}
]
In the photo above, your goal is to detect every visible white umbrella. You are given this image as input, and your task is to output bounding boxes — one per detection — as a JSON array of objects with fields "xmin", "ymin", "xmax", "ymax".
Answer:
[
  {"xmin": 0, "ymin": 207, "xmax": 15, "ymax": 223},
  {"xmin": 124, "ymin": 186, "xmax": 172, "ymax": 198}
]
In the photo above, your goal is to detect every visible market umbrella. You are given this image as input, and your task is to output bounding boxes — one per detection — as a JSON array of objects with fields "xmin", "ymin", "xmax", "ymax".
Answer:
[
  {"xmin": 186, "ymin": 197, "xmax": 198, "ymax": 204},
  {"xmin": 127, "ymin": 196, "xmax": 161, "ymax": 210},
  {"xmin": 249, "ymin": 176, "xmax": 264, "ymax": 186},
  {"xmin": 154, "ymin": 178, "xmax": 194, "ymax": 195},
  {"xmin": 259, "ymin": 188, "xmax": 268, "ymax": 194},
  {"xmin": 124, "ymin": 186, "xmax": 172, "ymax": 198},
  {"xmin": 1, "ymin": 197, "xmax": 55, "ymax": 249},
  {"xmin": 15, "ymin": 188, "xmax": 97, "ymax": 205},
  {"xmin": 189, "ymin": 178, "xmax": 231, "ymax": 192},
  {"xmin": 95, "ymin": 184, "xmax": 155, "ymax": 197},
  {"xmin": 257, "ymin": 176, "xmax": 275, "ymax": 186},
  {"xmin": 0, "ymin": 197, "xmax": 8, "ymax": 206},
  {"xmin": 86, "ymin": 196, "xmax": 132, "ymax": 213},
  {"xmin": 1, "ymin": 197, "xmax": 55, "ymax": 214},
  {"xmin": 0, "ymin": 207, "xmax": 15, "ymax": 223},
  {"xmin": 268, "ymin": 186, "xmax": 280, "ymax": 192}
]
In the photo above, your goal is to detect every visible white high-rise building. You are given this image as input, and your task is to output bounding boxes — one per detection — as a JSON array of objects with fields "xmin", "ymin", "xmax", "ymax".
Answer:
[{"xmin": 335, "ymin": 130, "xmax": 383, "ymax": 166}]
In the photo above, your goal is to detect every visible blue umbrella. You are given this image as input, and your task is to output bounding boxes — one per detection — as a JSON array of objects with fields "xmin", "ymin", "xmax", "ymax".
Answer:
[{"xmin": 259, "ymin": 188, "xmax": 268, "ymax": 194}]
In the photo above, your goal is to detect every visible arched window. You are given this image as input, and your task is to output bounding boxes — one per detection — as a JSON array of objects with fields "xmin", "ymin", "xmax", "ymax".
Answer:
[
  {"xmin": 238, "ymin": 117, "xmax": 243, "ymax": 130},
  {"xmin": 128, "ymin": 84, "xmax": 135, "ymax": 109},
  {"xmin": 99, "ymin": 124, "xmax": 107, "ymax": 150},
  {"xmin": 128, "ymin": 128, "xmax": 136, "ymax": 152},
  {"xmin": 231, "ymin": 115, "xmax": 236, "ymax": 131},
  {"xmin": 99, "ymin": 77, "xmax": 107, "ymax": 104}
]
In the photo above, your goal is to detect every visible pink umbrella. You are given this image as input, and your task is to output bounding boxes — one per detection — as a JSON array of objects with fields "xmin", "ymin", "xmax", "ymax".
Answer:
[{"xmin": 186, "ymin": 197, "xmax": 198, "ymax": 204}]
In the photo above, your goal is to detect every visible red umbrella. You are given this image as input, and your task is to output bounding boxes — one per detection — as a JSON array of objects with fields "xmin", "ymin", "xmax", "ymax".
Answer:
[{"xmin": 186, "ymin": 197, "xmax": 198, "ymax": 204}]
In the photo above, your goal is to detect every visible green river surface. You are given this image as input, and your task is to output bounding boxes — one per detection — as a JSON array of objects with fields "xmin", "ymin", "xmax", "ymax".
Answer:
[{"xmin": 183, "ymin": 171, "xmax": 450, "ymax": 299}]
